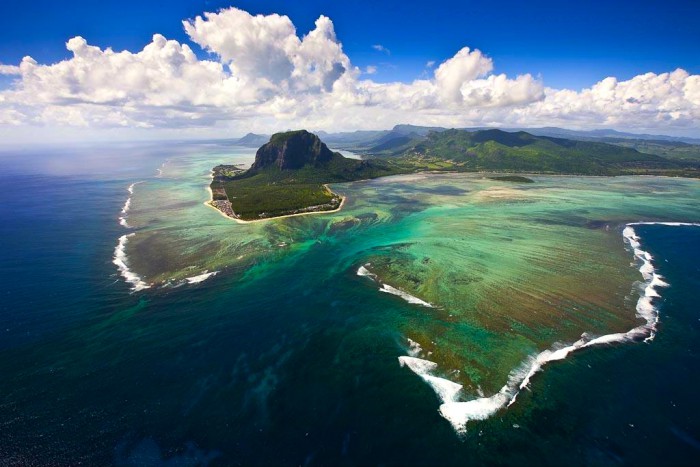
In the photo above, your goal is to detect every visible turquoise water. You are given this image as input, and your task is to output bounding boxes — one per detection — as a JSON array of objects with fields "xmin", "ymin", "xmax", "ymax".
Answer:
[{"xmin": 1, "ymin": 142, "xmax": 699, "ymax": 465}]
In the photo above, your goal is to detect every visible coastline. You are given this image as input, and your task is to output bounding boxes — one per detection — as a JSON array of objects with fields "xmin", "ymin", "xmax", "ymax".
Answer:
[
  {"xmin": 204, "ymin": 169, "xmax": 700, "ymax": 225},
  {"xmin": 204, "ymin": 180, "xmax": 347, "ymax": 224}
]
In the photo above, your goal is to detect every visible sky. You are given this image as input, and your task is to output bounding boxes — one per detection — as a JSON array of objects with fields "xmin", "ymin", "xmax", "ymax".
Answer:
[{"xmin": 0, "ymin": 0, "xmax": 699, "ymax": 142}]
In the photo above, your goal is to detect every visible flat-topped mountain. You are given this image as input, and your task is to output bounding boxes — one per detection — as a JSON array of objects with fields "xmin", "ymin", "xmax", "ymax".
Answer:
[{"xmin": 250, "ymin": 130, "xmax": 337, "ymax": 171}]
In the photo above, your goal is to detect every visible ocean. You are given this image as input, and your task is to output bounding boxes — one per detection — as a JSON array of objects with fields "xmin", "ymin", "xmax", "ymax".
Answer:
[{"xmin": 0, "ymin": 141, "xmax": 699, "ymax": 466}]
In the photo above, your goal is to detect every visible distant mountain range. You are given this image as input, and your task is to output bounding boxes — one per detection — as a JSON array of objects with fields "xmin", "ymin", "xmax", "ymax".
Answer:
[
  {"xmin": 234, "ymin": 132, "xmax": 272, "ymax": 147},
  {"xmin": 384, "ymin": 128, "xmax": 688, "ymax": 175},
  {"xmin": 233, "ymin": 125, "xmax": 700, "ymax": 162},
  {"xmin": 232, "ymin": 127, "xmax": 699, "ymax": 181}
]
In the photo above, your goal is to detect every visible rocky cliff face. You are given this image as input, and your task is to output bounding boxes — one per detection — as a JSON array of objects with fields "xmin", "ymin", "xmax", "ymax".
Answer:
[{"xmin": 250, "ymin": 130, "xmax": 336, "ymax": 171}]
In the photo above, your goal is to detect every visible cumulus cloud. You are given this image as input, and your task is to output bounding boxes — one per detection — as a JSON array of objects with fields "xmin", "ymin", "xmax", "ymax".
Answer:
[
  {"xmin": 434, "ymin": 47, "xmax": 493, "ymax": 102},
  {"xmin": 0, "ymin": 6, "xmax": 698, "ymax": 138},
  {"xmin": 184, "ymin": 9, "xmax": 353, "ymax": 93},
  {"xmin": 0, "ymin": 64, "xmax": 21, "ymax": 75},
  {"xmin": 507, "ymin": 69, "xmax": 700, "ymax": 131},
  {"xmin": 0, "ymin": 33, "xmax": 258, "ymax": 128}
]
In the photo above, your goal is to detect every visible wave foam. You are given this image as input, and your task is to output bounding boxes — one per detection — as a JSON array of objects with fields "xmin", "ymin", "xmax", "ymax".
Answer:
[
  {"xmin": 402, "ymin": 221, "xmax": 700, "ymax": 434},
  {"xmin": 380, "ymin": 284, "xmax": 434, "ymax": 308},
  {"xmin": 399, "ymin": 356, "xmax": 462, "ymax": 403},
  {"xmin": 184, "ymin": 270, "xmax": 219, "ymax": 285},
  {"xmin": 112, "ymin": 234, "xmax": 150, "ymax": 292},
  {"xmin": 155, "ymin": 159, "xmax": 169, "ymax": 178},
  {"xmin": 119, "ymin": 182, "xmax": 139, "ymax": 228},
  {"xmin": 629, "ymin": 222, "xmax": 700, "ymax": 227},
  {"xmin": 407, "ymin": 338, "xmax": 423, "ymax": 357},
  {"xmin": 357, "ymin": 264, "xmax": 433, "ymax": 307},
  {"xmin": 356, "ymin": 264, "xmax": 377, "ymax": 280}
]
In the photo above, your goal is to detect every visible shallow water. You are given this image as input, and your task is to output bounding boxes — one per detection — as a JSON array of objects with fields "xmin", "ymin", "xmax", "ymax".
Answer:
[{"xmin": 1, "ymin": 142, "xmax": 699, "ymax": 465}]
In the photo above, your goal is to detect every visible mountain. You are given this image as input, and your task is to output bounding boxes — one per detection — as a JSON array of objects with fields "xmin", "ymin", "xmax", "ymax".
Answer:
[
  {"xmin": 390, "ymin": 124, "xmax": 446, "ymax": 136},
  {"xmin": 380, "ymin": 128, "xmax": 696, "ymax": 176},
  {"xmin": 210, "ymin": 128, "xmax": 698, "ymax": 221},
  {"xmin": 250, "ymin": 130, "xmax": 336, "ymax": 171},
  {"xmin": 210, "ymin": 131, "xmax": 405, "ymax": 220},
  {"xmin": 316, "ymin": 129, "xmax": 388, "ymax": 146},
  {"xmin": 318, "ymin": 124, "xmax": 450, "ymax": 149},
  {"xmin": 514, "ymin": 127, "xmax": 700, "ymax": 145},
  {"xmin": 368, "ymin": 133, "xmax": 422, "ymax": 154},
  {"xmin": 235, "ymin": 132, "xmax": 270, "ymax": 147},
  {"xmin": 310, "ymin": 124, "xmax": 700, "ymax": 159}
]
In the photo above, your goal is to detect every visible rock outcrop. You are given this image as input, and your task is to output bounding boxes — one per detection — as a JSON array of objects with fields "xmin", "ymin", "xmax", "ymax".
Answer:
[{"xmin": 250, "ymin": 130, "xmax": 337, "ymax": 171}]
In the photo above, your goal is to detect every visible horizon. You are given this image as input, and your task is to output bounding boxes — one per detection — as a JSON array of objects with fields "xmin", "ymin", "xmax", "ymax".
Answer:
[
  {"xmin": 0, "ymin": 1, "xmax": 699, "ymax": 143},
  {"xmin": 3, "ymin": 123, "xmax": 699, "ymax": 149}
]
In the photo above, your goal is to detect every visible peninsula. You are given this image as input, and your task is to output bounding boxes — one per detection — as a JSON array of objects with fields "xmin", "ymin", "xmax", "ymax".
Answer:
[
  {"xmin": 209, "ymin": 127, "xmax": 700, "ymax": 221},
  {"xmin": 208, "ymin": 130, "xmax": 403, "ymax": 221}
]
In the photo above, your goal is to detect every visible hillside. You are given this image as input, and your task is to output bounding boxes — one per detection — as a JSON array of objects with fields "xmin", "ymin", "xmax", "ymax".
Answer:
[
  {"xmin": 320, "ymin": 124, "xmax": 700, "ymax": 165},
  {"xmin": 597, "ymin": 138, "xmax": 700, "ymax": 163},
  {"xmin": 210, "ymin": 130, "xmax": 405, "ymax": 220},
  {"xmin": 370, "ymin": 128, "xmax": 698, "ymax": 176}
]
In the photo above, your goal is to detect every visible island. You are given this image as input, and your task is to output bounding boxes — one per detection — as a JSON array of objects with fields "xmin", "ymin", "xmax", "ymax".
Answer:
[{"xmin": 209, "ymin": 127, "xmax": 700, "ymax": 222}]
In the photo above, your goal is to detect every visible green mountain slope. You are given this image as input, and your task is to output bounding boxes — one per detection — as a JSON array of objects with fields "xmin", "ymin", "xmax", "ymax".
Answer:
[{"xmin": 383, "ymin": 129, "xmax": 695, "ymax": 176}]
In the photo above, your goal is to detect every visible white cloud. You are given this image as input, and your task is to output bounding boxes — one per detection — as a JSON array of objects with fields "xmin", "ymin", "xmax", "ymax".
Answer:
[
  {"xmin": 434, "ymin": 47, "xmax": 493, "ymax": 102},
  {"xmin": 372, "ymin": 44, "xmax": 390, "ymax": 55},
  {"xmin": 506, "ymin": 69, "xmax": 700, "ymax": 132},
  {"xmin": 0, "ymin": 6, "xmax": 698, "ymax": 140},
  {"xmin": 184, "ymin": 9, "xmax": 353, "ymax": 93},
  {"xmin": 426, "ymin": 61, "xmax": 435, "ymax": 68},
  {"xmin": 0, "ymin": 64, "xmax": 21, "ymax": 75}
]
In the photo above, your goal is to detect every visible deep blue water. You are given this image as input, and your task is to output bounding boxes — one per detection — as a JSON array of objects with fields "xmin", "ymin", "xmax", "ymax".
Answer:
[
  {"xmin": 1, "ymin": 146, "xmax": 699, "ymax": 466},
  {"xmin": 511, "ymin": 224, "xmax": 700, "ymax": 466}
]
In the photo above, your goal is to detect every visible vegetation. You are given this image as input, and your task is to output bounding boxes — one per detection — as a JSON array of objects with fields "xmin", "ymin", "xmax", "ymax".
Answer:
[
  {"xmin": 212, "ymin": 164, "xmax": 246, "ymax": 179},
  {"xmin": 211, "ymin": 130, "xmax": 409, "ymax": 220},
  {"xmin": 218, "ymin": 174, "xmax": 339, "ymax": 220},
  {"xmin": 600, "ymin": 138, "xmax": 700, "ymax": 163},
  {"xmin": 212, "ymin": 128, "xmax": 700, "ymax": 221},
  {"xmin": 369, "ymin": 129, "xmax": 699, "ymax": 177}
]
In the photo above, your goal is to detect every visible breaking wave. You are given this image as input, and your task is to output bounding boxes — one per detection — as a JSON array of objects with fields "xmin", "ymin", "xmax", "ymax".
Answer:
[
  {"xmin": 113, "ymin": 234, "xmax": 150, "ymax": 292},
  {"xmin": 118, "ymin": 182, "xmax": 139, "ymax": 228},
  {"xmin": 184, "ymin": 270, "xmax": 219, "ymax": 285},
  {"xmin": 161, "ymin": 270, "xmax": 220, "ymax": 289},
  {"xmin": 156, "ymin": 159, "xmax": 169, "ymax": 178},
  {"xmin": 399, "ymin": 222, "xmax": 700, "ymax": 434},
  {"xmin": 357, "ymin": 263, "xmax": 433, "ymax": 308},
  {"xmin": 399, "ymin": 356, "xmax": 463, "ymax": 404},
  {"xmin": 380, "ymin": 284, "xmax": 434, "ymax": 308},
  {"xmin": 356, "ymin": 264, "xmax": 377, "ymax": 279}
]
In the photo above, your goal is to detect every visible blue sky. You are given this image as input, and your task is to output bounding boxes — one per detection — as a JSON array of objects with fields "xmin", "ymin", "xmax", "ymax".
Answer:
[
  {"xmin": 0, "ymin": 0, "xmax": 699, "ymax": 140},
  {"xmin": 2, "ymin": 0, "xmax": 698, "ymax": 89}
]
